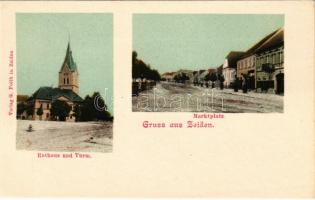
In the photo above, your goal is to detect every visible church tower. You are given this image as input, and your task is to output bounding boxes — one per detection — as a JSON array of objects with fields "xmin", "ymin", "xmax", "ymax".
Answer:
[{"xmin": 58, "ymin": 42, "xmax": 79, "ymax": 94}]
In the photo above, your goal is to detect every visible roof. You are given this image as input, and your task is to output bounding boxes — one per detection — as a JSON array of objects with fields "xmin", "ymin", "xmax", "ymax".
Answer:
[
  {"xmin": 176, "ymin": 69, "xmax": 194, "ymax": 74},
  {"xmin": 29, "ymin": 87, "xmax": 83, "ymax": 102},
  {"xmin": 198, "ymin": 70, "xmax": 209, "ymax": 79},
  {"xmin": 17, "ymin": 95, "xmax": 29, "ymax": 102},
  {"xmin": 241, "ymin": 27, "xmax": 284, "ymax": 58},
  {"xmin": 226, "ymin": 51, "xmax": 245, "ymax": 68},
  {"xmin": 208, "ymin": 68, "xmax": 217, "ymax": 74},
  {"xmin": 60, "ymin": 42, "xmax": 77, "ymax": 72},
  {"xmin": 162, "ymin": 72, "xmax": 176, "ymax": 76},
  {"xmin": 217, "ymin": 65, "xmax": 223, "ymax": 74},
  {"xmin": 254, "ymin": 28, "xmax": 284, "ymax": 53}
]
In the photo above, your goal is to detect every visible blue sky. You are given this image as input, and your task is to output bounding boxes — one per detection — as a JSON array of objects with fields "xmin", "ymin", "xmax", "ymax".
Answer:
[
  {"xmin": 16, "ymin": 13, "xmax": 113, "ymax": 112},
  {"xmin": 133, "ymin": 14, "xmax": 284, "ymax": 73}
]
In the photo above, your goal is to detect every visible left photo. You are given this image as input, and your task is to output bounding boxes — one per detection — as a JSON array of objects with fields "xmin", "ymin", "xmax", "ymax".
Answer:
[{"xmin": 16, "ymin": 13, "xmax": 113, "ymax": 153}]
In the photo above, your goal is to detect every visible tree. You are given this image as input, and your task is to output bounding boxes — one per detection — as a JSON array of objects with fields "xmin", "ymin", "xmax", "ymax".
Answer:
[
  {"xmin": 210, "ymin": 73, "xmax": 217, "ymax": 88},
  {"xmin": 17, "ymin": 102, "xmax": 26, "ymax": 117},
  {"xmin": 205, "ymin": 73, "xmax": 218, "ymax": 88},
  {"xmin": 204, "ymin": 73, "xmax": 210, "ymax": 81},
  {"xmin": 174, "ymin": 73, "xmax": 189, "ymax": 83},
  {"xmin": 150, "ymin": 69, "xmax": 161, "ymax": 81},
  {"xmin": 173, "ymin": 74, "xmax": 180, "ymax": 83},
  {"xmin": 92, "ymin": 92, "xmax": 110, "ymax": 120},
  {"xmin": 50, "ymin": 100, "xmax": 71, "ymax": 121},
  {"xmin": 241, "ymin": 74, "xmax": 248, "ymax": 93},
  {"xmin": 78, "ymin": 92, "xmax": 112, "ymax": 122},
  {"xmin": 132, "ymin": 51, "xmax": 161, "ymax": 82},
  {"xmin": 218, "ymin": 74, "xmax": 225, "ymax": 90},
  {"xmin": 81, "ymin": 95, "xmax": 94, "ymax": 121},
  {"xmin": 73, "ymin": 104, "xmax": 82, "ymax": 122},
  {"xmin": 36, "ymin": 104, "xmax": 44, "ymax": 120},
  {"xmin": 233, "ymin": 76, "xmax": 239, "ymax": 92},
  {"xmin": 26, "ymin": 102, "xmax": 34, "ymax": 119},
  {"xmin": 181, "ymin": 73, "xmax": 189, "ymax": 83},
  {"xmin": 132, "ymin": 51, "xmax": 138, "ymax": 66}
]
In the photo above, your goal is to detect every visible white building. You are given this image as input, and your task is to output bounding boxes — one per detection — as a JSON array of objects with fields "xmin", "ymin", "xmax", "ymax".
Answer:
[{"xmin": 222, "ymin": 51, "xmax": 245, "ymax": 88}]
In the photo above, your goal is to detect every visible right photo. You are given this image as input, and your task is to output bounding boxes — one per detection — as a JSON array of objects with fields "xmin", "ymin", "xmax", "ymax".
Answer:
[{"xmin": 132, "ymin": 14, "xmax": 284, "ymax": 113}]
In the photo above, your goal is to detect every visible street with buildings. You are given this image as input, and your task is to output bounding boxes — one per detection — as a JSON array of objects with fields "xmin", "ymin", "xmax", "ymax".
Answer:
[{"xmin": 132, "ymin": 27, "xmax": 284, "ymax": 113}]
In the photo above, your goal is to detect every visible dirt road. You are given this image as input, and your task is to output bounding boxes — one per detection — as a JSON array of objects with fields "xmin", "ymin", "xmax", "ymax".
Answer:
[
  {"xmin": 132, "ymin": 82, "xmax": 283, "ymax": 113},
  {"xmin": 17, "ymin": 120, "xmax": 113, "ymax": 153}
]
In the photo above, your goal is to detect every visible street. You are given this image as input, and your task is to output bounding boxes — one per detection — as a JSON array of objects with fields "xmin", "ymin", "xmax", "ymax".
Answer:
[{"xmin": 132, "ymin": 82, "xmax": 283, "ymax": 113}]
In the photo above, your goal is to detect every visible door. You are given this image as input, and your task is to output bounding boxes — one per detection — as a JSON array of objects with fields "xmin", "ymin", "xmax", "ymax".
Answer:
[{"xmin": 276, "ymin": 73, "xmax": 284, "ymax": 94}]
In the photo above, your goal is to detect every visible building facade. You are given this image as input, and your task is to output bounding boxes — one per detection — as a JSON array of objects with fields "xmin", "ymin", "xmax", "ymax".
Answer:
[
  {"xmin": 223, "ymin": 51, "xmax": 244, "ymax": 88},
  {"xmin": 175, "ymin": 69, "xmax": 194, "ymax": 84},
  {"xmin": 236, "ymin": 55, "xmax": 256, "ymax": 90},
  {"xmin": 22, "ymin": 42, "xmax": 83, "ymax": 121},
  {"xmin": 255, "ymin": 28, "xmax": 284, "ymax": 94},
  {"xmin": 161, "ymin": 72, "xmax": 176, "ymax": 82}
]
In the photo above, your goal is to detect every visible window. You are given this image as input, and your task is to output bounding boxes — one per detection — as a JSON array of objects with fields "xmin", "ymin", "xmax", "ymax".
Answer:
[
  {"xmin": 47, "ymin": 104, "xmax": 49, "ymax": 109},
  {"xmin": 272, "ymin": 54, "xmax": 276, "ymax": 64},
  {"xmin": 280, "ymin": 51, "xmax": 284, "ymax": 63},
  {"xmin": 46, "ymin": 113, "xmax": 49, "ymax": 118},
  {"xmin": 67, "ymin": 78, "xmax": 69, "ymax": 84},
  {"xmin": 64, "ymin": 78, "xmax": 65, "ymax": 84},
  {"xmin": 277, "ymin": 52, "xmax": 280, "ymax": 63}
]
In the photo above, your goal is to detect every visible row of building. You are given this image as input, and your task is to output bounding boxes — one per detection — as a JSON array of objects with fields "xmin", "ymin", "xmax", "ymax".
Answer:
[{"xmin": 161, "ymin": 27, "xmax": 284, "ymax": 94}]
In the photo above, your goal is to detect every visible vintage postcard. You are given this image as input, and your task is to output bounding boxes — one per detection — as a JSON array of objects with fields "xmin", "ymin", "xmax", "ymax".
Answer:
[
  {"xmin": 132, "ymin": 14, "xmax": 284, "ymax": 113},
  {"xmin": 0, "ymin": 1, "xmax": 314, "ymax": 198},
  {"xmin": 15, "ymin": 13, "xmax": 114, "ymax": 153}
]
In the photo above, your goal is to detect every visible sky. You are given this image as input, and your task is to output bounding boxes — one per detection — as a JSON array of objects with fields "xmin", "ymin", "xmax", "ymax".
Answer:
[
  {"xmin": 133, "ymin": 14, "xmax": 284, "ymax": 73},
  {"xmin": 16, "ymin": 13, "xmax": 113, "ymax": 112}
]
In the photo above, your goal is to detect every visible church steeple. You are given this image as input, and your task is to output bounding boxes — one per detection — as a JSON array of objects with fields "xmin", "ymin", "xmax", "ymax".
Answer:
[
  {"xmin": 61, "ymin": 42, "xmax": 77, "ymax": 72},
  {"xmin": 58, "ymin": 41, "xmax": 79, "ymax": 94}
]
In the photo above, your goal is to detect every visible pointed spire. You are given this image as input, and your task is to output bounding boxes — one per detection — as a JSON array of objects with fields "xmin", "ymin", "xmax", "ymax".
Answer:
[
  {"xmin": 62, "ymin": 38, "xmax": 77, "ymax": 72},
  {"xmin": 66, "ymin": 42, "xmax": 71, "ymax": 54},
  {"xmin": 68, "ymin": 31, "xmax": 70, "ymax": 44},
  {"xmin": 67, "ymin": 31, "xmax": 71, "ymax": 54}
]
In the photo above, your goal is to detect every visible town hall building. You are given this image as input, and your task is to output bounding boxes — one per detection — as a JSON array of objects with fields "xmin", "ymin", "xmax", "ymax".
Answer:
[{"xmin": 20, "ymin": 42, "xmax": 83, "ymax": 121}]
